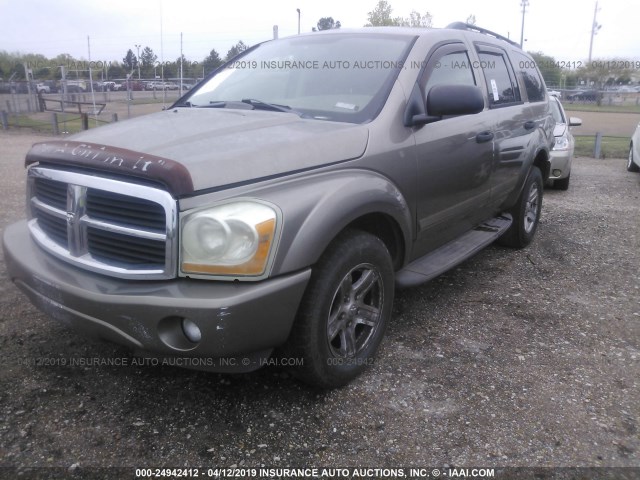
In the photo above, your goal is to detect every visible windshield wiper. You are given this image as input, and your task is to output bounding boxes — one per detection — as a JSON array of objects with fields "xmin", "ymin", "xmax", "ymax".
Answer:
[
  {"xmin": 188, "ymin": 99, "xmax": 302, "ymax": 116},
  {"xmin": 241, "ymin": 98, "xmax": 294, "ymax": 113}
]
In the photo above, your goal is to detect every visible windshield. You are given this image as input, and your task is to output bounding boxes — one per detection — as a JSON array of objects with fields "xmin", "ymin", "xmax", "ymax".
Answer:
[{"xmin": 182, "ymin": 33, "xmax": 415, "ymax": 124}]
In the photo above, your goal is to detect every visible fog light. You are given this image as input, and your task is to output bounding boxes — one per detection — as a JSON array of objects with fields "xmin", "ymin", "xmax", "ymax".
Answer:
[
  {"xmin": 553, "ymin": 169, "xmax": 562, "ymax": 177},
  {"xmin": 181, "ymin": 318, "xmax": 202, "ymax": 343}
]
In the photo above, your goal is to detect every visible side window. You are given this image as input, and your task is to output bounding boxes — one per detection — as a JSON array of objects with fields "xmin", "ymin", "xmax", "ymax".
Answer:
[
  {"xmin": 512, "ymin": 52, "xmax": 545, "ymax": 102},
  {"xmin": 423, "ymin": 51, "xmax": 476, "ymax": 95},
  {"xmin": 477, "ymin": 51, "xmax": 520, "ymax": 106}
]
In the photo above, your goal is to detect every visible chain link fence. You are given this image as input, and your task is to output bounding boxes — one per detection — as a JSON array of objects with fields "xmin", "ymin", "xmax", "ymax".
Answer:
[{"xmin": 1, "ymin": 88, "xmax": 181, "ymax": 135}]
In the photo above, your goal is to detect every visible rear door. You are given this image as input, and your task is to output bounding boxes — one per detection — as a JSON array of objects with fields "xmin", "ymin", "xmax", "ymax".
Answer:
[{"xmin": 475, "ymin": 45, "xmax": 546, "ymax": 208}]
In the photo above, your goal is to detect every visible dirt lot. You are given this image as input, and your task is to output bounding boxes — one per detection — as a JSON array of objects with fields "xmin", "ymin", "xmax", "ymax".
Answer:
[
  {"xmin": 566, "ymin": 109, "xmax": 640, "ymax": 137},
  {"xmin": 0, "ymin": 130, "xmax": 639, "ymax": 479}
]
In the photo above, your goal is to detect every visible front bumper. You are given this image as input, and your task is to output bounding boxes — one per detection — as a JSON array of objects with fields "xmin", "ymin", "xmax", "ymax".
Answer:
[
  {"xmin": 3, "ymin": 220, "xmax": 311, "ymax": 372},
  {"xmin": 549, "ymin": 150, "xmax": 572, "ymax": 180}
]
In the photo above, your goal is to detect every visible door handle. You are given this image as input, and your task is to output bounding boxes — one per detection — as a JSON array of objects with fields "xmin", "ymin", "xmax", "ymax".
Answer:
[
  {"xmin": 524, "ymin": 120, "xmax": 536, "ymax": 130},
  {"xmin": 476, "ymin": 131, "xmax": 494, "ymax": 143}
]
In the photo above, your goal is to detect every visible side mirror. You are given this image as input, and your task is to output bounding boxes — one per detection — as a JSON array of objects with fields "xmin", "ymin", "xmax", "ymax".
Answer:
[
  {"xmin": 569, "ymin": 117, "xmax": 582, "ymax": 127},
  {"xmin": 409, "ymin": 84, "xmax": 485, "ymax": 127},
  {"xmin": 428, "ymin": 84, "xmax": 485, "ymax": 116}
]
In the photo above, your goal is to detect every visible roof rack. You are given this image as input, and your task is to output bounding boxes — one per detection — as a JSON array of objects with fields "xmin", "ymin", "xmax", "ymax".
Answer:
[{"xmin": 446, "ymin": 22, "xmax": 520, "ymax": 48}]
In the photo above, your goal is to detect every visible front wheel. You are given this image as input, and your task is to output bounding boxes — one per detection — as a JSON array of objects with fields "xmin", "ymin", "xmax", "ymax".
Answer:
[
  {"xmin": 498, "ymin": 166, "xmax": 543, "ymax": 248},
  {"xmin": 628, "ymin": 144, "xmax": 640, "ymax": 172},
  {"xmin": 287, "ymin": 229, "xmax": 394, "ymax": 388}
]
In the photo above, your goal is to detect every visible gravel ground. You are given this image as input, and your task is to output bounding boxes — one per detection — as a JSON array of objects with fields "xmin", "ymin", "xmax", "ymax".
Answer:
[{"xmin": 0, "ymin": 131, "xmax": 639, "ymax": 479}]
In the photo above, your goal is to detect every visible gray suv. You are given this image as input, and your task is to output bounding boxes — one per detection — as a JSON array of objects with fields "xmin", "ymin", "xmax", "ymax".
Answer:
[{"xmin": 3, "ymin": 23, "xmax": 554, "ymax": 388}]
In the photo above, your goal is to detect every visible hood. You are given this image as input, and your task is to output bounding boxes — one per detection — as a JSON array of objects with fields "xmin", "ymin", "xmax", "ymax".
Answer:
[{"xmin": 34, "ymin": 108, "xmax": 369, "ymax": 195}]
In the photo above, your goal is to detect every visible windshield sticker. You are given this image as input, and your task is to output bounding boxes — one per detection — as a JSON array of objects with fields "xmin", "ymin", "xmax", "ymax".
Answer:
[{"xmin": 490, "ymin": 79, "xmax": 500, "ymax": 102}]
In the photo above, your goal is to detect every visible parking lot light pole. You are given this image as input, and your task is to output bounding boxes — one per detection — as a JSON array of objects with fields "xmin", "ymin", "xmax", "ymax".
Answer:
[
  {"xmin": 519, "ymin": 0, "xmax": 529, "ymax": 48},
  {"xmin": 135, "ymin": 44, "xmax": 141, "ymax": 79}
]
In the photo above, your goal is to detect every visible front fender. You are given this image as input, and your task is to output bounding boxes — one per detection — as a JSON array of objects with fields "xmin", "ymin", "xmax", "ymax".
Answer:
[{"xmin": 252, "ymin": 169, "xmax": 413, "ymax": 276}]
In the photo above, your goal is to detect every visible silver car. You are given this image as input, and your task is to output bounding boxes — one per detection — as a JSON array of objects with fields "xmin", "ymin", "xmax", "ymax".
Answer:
[
  {"xmin": 628, "ymin": 122, "xmax": 640, "ymax": 173},
  {"xmin": 549, "ymin": 96, "xmax": 582, "ymax": 190}
]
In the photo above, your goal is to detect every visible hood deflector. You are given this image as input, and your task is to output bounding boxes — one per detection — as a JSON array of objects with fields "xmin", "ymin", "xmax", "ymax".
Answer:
[{"xmin": 25, "ymin": 141, "xmax": 194, "ymax": 197}]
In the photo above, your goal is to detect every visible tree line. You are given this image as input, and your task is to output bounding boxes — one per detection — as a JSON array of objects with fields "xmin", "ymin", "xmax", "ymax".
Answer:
[{"xmin": 0, "ymin": 41, "xmax": 248, "ymax": 82}]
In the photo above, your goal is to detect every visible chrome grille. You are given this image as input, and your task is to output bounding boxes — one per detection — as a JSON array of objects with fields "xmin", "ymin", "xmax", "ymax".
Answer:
[
  {"xmin": 27, "ymin": 167, "xmax": 177, "ymax": 279},
  {"xmin": 85, "ymin": 190, "xmax": 167, "ymax": 231}
]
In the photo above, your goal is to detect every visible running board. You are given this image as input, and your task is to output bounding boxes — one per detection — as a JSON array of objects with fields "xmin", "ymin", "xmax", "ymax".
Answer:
[{"xmin": 395, "ymin": 214, "xmax": 512, "ymax": 289}]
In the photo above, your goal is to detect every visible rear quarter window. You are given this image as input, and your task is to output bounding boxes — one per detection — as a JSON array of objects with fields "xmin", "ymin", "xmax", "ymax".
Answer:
[{"xmin": 512, "ymin": 52, "xmax": 546, "ymax": 102}]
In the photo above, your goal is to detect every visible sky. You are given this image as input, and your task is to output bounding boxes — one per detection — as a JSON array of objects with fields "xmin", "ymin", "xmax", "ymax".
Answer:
[{"xmin": 1, "ymin": 0, "xmax": 638, "ymax": 64}]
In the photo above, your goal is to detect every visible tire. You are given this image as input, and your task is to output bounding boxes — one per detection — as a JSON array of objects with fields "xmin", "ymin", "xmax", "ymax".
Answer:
[
  {"xmin": 628, "ymin": 144, "xmax": 640, "ymax": 172},
  {"xmin": 498, "ymin": 166, "xmax": 543, "ymax": 248},
  {"xmin": 554, "ymin": 173, "xmax": 570, "ymax": 191},
  {"xmin": 287, "ymin": 229, "xmax": 394, "ymax": 388}
]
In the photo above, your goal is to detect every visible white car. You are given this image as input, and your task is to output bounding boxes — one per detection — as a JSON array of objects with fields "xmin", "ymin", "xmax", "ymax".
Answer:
[
  {"xmin": 629, "ymin": 122, "xmax": 640, "ymax": 173},
  {"xmin": 549, "ymin": 96, "xmax": 582, "ymax": 190}
]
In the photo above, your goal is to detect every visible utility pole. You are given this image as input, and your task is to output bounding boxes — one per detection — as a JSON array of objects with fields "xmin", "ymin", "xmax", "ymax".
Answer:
[
  {"xmin": 588, "ymin": 1, "xmax": 601, "ymax": 63},
  {"xmin": 135, "ymin": 44, "xmax": 141, "ymax": 79},
  {"xmin": 297, "ymin": 8, "xmax": 301, "ymax": 34},
  {"xmin": 520, "ymin": 0, "xmax": 529, "ymax": 48}
]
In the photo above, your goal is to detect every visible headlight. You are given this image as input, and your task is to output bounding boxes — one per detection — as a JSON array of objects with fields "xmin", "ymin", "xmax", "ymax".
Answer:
[
  {"xmin": 553, "ymin": 134, "xmax": 570, "ymax": 151},
  {"xmin": 180, "ymin": 201, "xmax": 279, "ymax": 278}
]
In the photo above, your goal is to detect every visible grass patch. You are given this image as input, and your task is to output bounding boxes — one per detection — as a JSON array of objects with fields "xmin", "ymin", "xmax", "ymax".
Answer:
[
  {"xmin": 563, "ymin": 103, "xmax": 640, "ymax": 114},
  {"xmin": 6, "ymin": 113, "xmax": 102, "ymax": 134},
  {"xmin": 574, "ymin": 135, "xmax": 630, "ymax": 158}
]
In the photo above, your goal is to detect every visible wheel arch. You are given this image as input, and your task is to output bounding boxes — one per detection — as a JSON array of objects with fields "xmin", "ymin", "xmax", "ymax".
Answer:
[
  {"xmin": 502, "ymin": 147, "xmax": 550, "ymax": 211},
  {"xmin": 341, "ymin": 212, "xmax": 406, "ymax": 271},
  {"xmin": 266, "ymin": 170, "xmax": 413, "ymax": 276},
  {"xmin": 533, "ymin": 147, "xmax": 551, "ymax": 182}
]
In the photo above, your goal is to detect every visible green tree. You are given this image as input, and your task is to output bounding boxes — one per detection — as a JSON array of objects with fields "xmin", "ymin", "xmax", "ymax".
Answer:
[
  {"xmin": 50, "ymin": 54, "xmax": 76, "ymax": 79},
  {"xmin": 122, "ymin": 49, "xmax": 138, "ymax": 73},
  {"xmin": 225, "ymin": 41, "xmax": 248, "ymax": 61},
  {"xmin": 574, "ymin": 57, "xmax": 636, "ymax": 94},
  {"xmin": 0, "ymin": 51, "xmax": 31, "ymax": 80},
  {"xmin": 174, "ymin": 54, "xmax": 193, "ymax": 78},
  {"xmin": 400, "ymin": 10, "xmax": 433, "ymax": 27},
  {"xmin": 202, "ymin": 48, "xmax": 223, "ymax": 74},
  {"xmin": 162, "ymin": 59, "xmax": 177, "ymax": 78},
  {"xmin": 21, "ymin": 53, "xmax": 50, "ymax": 79},
  {"xmin": 140, "ymin": 46, "xmax": 157, "ymax": 78},
  {"xmin": 528, "ymin": 52, "xmax": 562, "ymax": 87},
  {"xmin": 365, "ymin": 1, "xmax": 402, "ymax": 26},
  {"xmin": 106, "ymin": 61, "xmax": 126, "ymax": 79},
  {"xmin": 314, "ymin": 17, "xmax": 341, "ymax": 31}
]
